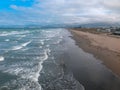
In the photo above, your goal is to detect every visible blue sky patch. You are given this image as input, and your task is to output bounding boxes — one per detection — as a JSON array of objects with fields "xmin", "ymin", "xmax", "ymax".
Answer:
[{"xmin": 0, "ymin": 0, "xmax": 34, "ymax": 10}]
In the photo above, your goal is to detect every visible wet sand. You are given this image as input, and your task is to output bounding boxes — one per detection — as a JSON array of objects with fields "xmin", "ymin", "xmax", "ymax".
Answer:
[
  {"xmin": 63, "ymin": 31, "xmax": 120, "ymax": 90},
  {"xmin": 39, "ymin": 29, "xmax": 120, "ymax": 90},
  {"xmin": 70, "ymin": 28, "xmax": 120, "ymax": 77}
]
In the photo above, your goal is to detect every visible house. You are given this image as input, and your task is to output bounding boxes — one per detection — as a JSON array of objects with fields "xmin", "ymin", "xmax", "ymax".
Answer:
[
  {"xmin": 97, "ymin": 27, "xmax": 120, "ymax": 35},
  {"xmin": 112, "ymin": 28, "xmax": 120, "ymax": 35},
  {"xmin": 97, "ymin": 28, "xmax": 111, "ymax": 33}
]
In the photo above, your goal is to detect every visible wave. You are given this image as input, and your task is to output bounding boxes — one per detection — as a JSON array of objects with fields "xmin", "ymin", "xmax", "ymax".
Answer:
[
  {"xmin": 0, "ymin": 33, "xmax": 11, "ymax": 36},
  {"xmin": 41, "ymin": 48, "xmax": 51, "ymax": 60},
  {"xmin": 11, "ymin": 46, "xmax": 23, "ymax": 51},
  {"xmin": 29, "ymin": 48, "xmax": 51, "ymax": 82},
  {"xmin": 17, "ymin": 35, "xmax": 26, "ymax": 40},
  {"xmin": 53, "ymin": 39, "xmax": 62, "ymax": 45},
  {"xmin": 0, "ymin": 56, "xmax": 4, "ymax": 61},
  {"xmin": 42, "ymin": 49, "xmax": 49, "ymax": 60},
  {"xmin": 46, "ymin": 45, "xmax": 50, "ymax": 48},
  {"xmin": 39, "ymin": 46, "xmax": 42, "ymax": 48},
  {"xmin": 45, "ymin": 38, "xmax": 50, "ymax": 41},
  {"xmin": 22, "ymin": 41, "xmax": 31, "ymax": 47},
  {"xmin": 35, "ymin": 48, "xmax": 50, "ymax": 82},
  {"xmin": 40, "ymin": 40, "xmax": 44, "ymax": 45},
  {"xmin": 0, "ymin": 29, "xmax": 66, "ymax": 90},
  {"xmin": 2, "ymin": 77, "xmax": 42, "ymax": 90},
  {"xmin": 12, "ymin": 41, "xmax": 31, "ymax": 50},
  {"xmin": 2, "ymin": 48, "xmax": 50, "ymax": 88},
  {"xmin": 0, "ymin": 31, "xmax": 30, "ymax": 37},
  {"xmin": 5, "ymin": 39, "xmax": 10, "ymax": 42}
]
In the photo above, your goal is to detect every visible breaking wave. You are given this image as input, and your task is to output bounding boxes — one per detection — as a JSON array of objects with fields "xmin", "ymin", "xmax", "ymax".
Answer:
[
  {"xmin": 0, "ymin": 56, "xmax": 4, "ymax": 61},
  {"xmin": 11, "ymin": 41, "xmax": 31, "ymax": 50},
  {"xmin": 5, "ymin": 39, "xmax": 10, "ymax": 42},
  {"xmin": 0, "ymin": 31, "xmax": 30, "ymax": 36},
  {"xmin": 0, "ymin": 28, "xmax": 85, "ymax": 90}
]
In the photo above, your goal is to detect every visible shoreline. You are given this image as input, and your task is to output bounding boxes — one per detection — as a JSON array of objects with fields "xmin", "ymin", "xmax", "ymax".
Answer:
[{"xmin": 70, "ymin": 28, "xmax": 120, "ymax": 77}]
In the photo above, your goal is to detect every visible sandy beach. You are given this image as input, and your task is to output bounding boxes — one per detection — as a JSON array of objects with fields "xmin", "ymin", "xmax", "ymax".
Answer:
[{"xmin": 70, "ymin": 28, "xmax": 120, "ymax": 77}]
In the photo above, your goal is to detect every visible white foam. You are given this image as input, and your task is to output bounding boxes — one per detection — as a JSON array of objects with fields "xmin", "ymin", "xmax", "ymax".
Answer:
[
  {"xmin": 0, "ymin": 31, "xmax": 19, "ymax": 36},
  {"xmin": 46, "ymin": 45, "xmax": 50, "ymax": 47},
  {"xmin": 39, "ymin": 46, "xmax": 42, "ymax": 48},
  {"xmin": 12, "ymin": 41, "xmax": 31, "ymax": 50},
  {"xmin": 31, "ymin": 61, "xmax": 43, "ymax": 82},
  {"xmin": 17, "ymin": 35, "xmax": 26, "ymax": 40},
  {"xmin": 3, "ymin": 48, "xmax": 50, "ymax": 84},
  {"xmin": 0, "ymin": 33, "xmax": 10, "ymax": 36},
  {"xmin": 5, "ymin": 39, "xmax": 10, "ymax": 41},
  {"xmin": 34, "ymin": 48, "xmax": 50, "ymax": 82},
  {"xmin": 60, "ymin": 36, "xmax": 63, "ymax": 39},
  {"xmin": 45, "ymin": 39, "xmax": 50, "ymax": 41},
  {"xmin": 0, "ymin": 56, "xmax": 4, "ymax": 61},
  {"xmin": 12, "ymin": 46, "xmax": 23, "ymax": 50},
  {"xmin": 42, "ymin": 49, "xmax": 49, "ymax": 60},
  {"xmin": 54, "ymin": 39, "xmax": 62, "ymax": 44},
  {"xmin": 22, "ymin": 41, "xmax": 31, "ymax": 47},
  {"xmin": 0, "ymin": 31, "xmax": 30, "ymax": 37},
  {"xmin": 40, "ymin": 40, "xmax": 44, "ymax": 45}
]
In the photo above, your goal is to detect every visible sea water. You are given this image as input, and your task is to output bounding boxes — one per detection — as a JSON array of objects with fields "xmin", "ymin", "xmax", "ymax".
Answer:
[
  {"xmin": 0, "ymin": 28, "xmax": 120, "ymax": 90},
  {"xmin": 0, "ymin": 28, "xmax": 83, "ymax": 90}
]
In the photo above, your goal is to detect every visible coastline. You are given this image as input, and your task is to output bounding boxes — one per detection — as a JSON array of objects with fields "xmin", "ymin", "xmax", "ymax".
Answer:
[{"xmin": 70, "ymin": 28, "xmax": 120, "ymax": 77}]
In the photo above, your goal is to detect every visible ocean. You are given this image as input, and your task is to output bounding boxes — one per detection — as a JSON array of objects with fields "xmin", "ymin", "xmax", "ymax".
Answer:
[
  {"xmin": 0, "ymin": 28, "xmax": 120, "ymax": 90},
  {"xmin": 0, "ymin": 28, "xmax": 83, "ymax": 90}
]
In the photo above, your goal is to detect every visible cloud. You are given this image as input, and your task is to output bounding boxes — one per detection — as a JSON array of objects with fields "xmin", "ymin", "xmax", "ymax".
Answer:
[
  {"xmin": 10, "ymin": 5, "xmax": 18, "ymax": 9},
  {"xmin": 102, "ymin": 0, "xmax": 120, "ymax": 9},
  {"xmin": 35, "ymin": 0, "xmax": 120, "ymax": 24},
  {"xmin": 0, "ymin": 0, "xmax": 120, "ymax": 25}
]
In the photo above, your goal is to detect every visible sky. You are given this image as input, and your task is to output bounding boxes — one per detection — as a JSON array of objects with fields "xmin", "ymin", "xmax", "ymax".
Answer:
[{"xmin": 0, "ymin": 0, "xmax": 120, "ymax": 25}]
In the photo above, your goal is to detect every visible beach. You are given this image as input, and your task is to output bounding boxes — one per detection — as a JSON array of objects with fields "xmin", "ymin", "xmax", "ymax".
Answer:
[
  {"xmin": 0, "ymin": 28, "xmax": 120, "ymax": 90},
  {"xmin": 0, "ymin": 28, "xmax": 85, "ymax": 90},
  {"xmin": 70, "ymin": 28, "xmax": 120, "ymax": 77}
]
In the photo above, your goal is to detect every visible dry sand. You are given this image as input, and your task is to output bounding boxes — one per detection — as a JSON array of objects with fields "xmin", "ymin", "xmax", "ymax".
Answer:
[{"xmin": 70, "ymin": 29, "xmax": 120, "ymax": 77}]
